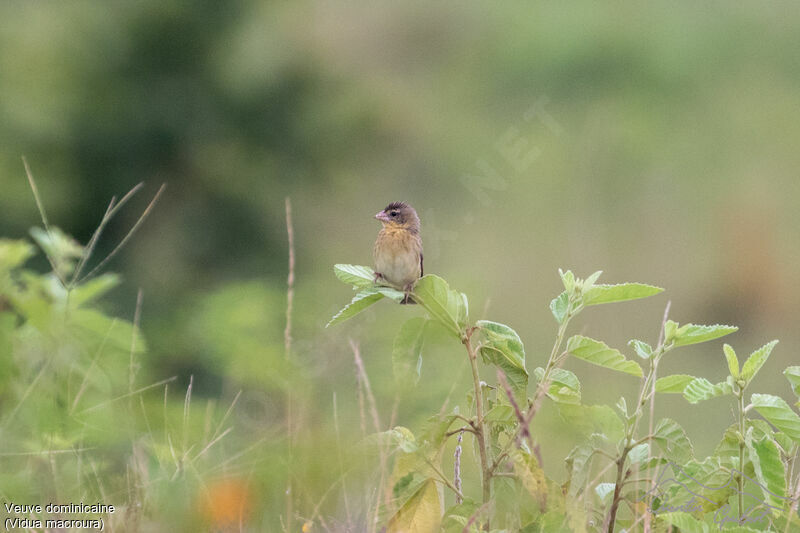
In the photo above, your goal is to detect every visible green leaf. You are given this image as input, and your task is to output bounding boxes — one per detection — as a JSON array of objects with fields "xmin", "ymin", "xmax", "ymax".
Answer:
[
  {"xmin": 745, "ymin": 430, "xmax": 787, "ymax": 513},
  {"xmin": 672, "ymin": 323, "xmax": 738, "ymax": 347},
  {"xmin": 713, "ymin": 420, "xmax": 777, "ymax": 469},
  {"xmin": 0, "ymin": 239, "xmax": 36, "ymax": 272},
  {"xmin": 616, "ymin": 396, "xmax": 628, "ymax": 418},
  {"xmin": 566, "ymin": 335, "xmax": 643, "ymax": 377},
  {"xmin": 326, "ymin": 289, "xmax": 384, "ymax": 327},
  {"xmin": 370, "ymin": 426, "xmax": 419, "ymax": 454},
  {"xmin": 559, "ymin": 269, "xmax": 575, "ymax": 292},
  {"xmin": 682, "ymin": 377, "xmax": 732, "ymax": 403},
  {"xmin": 392, "ymin": 318, "xmax": 427, "ymax": 388},
  {"xmin": 333, "ymin": 264, "xmax": 376, "ymax": 288},
  {"xmin": 69, "ymin": 308, "xmax": 147, "ymax": 355},
  {"xmin": 583, "ymin": 283, "xmax": 663, "ymax": 306},
  {"xmin": 664, "ymin": 320, "xmax": 678, "ymax": 343},
  {"xmin": 784, "ymin": 366, "xmax": 800, "ymax": 397},
  {"xmin": 512, "ymin": 449, "xmax": 548, "ymax": 509},
  {"xmin": 484, "ymin": 404, "xmax": 515, "ymax": 425},
  {"xmin": 29, "ymin": 226, "xmax": 82, "ymax": 277},
  {"xmin": 378, "ymin": 286, "xmax": 407, "ymax": 302},
  {"xmin": 594, "ymin": 482, "xmax": 615, "ymax": 504},
  {"xmin": 69, "ymin": 273, "xmax": 121, "ymax": 307},
  {"xmin": 558, "ymin": 404, "xmax": 624, "ymax": 441},
  {"xmin": 582, "ymin": 270, "xmax": 603, "ymax": 290},
  {"xmin": 628, "ymin": 339, "xmax": 653, "ymax": 359},
  {"xmin": 657, "ymin": 513, "xmax": 709, "ymax": 533},
  {"xmin": 442, "ymin": 500, "xmax": 479, "ymax": 533},
  {"xmin": 386, "ymin": 479, "xmax": 442, "ymax": 533},
  {"xmin": 564, "ymin": 443, "xmax": 593, "ymax": 498},
  {"xmin": 750, "ymin": 393, "xmax": 800, "ymax": 442},
  {"xmin": 652, "ymin": 418, "xmax": 693, "ymax": 463},
  {"xmin": 534, "ymin": 367, "xmax": 581, "ymax": 404},
  {"xmin": 740, "ymin": 340, "xmax": 779, "ymax": 382},
  {"xmin": 723, "ymin": 344, "xmax": 739, "ymax": 379},
  {"xmin": 413, "ymin": 275, "xmax": 467, "ymax": 336},
  {"xmin": 627, "ymin": 442, "xmax": 650, "ymax": 465},
  {"xmin": 550, "ymin": 291, "xmax": 569, "ymax": 324},
  {"xmin": 476, "ymin": 320, "xmax": 528, "ymax": 403},
  {"xmin": 655, "ymin": 374, "xmax": 697, "ymax": 394}
]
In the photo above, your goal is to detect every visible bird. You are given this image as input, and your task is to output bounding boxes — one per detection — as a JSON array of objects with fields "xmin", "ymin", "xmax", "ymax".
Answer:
[{"xmin": 373, "ymin": 202, "xmax": 423, "ymax": 304}]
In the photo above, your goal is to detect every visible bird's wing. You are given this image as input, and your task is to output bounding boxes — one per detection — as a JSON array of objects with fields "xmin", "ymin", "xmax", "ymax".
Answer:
[{"xmin": 419, "ymin": 251, "xmax": 423, "ymax": 277}]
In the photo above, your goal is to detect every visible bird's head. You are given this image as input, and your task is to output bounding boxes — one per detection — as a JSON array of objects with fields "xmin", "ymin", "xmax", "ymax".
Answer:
[{"xmin": 375, "ymin": 202, "xmax": 420, "ymax": 233}]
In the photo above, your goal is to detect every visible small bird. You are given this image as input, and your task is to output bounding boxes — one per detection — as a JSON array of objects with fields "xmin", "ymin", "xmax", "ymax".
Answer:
[{"xmin": 373, "ymin": 202, "xmax": 423, "ymax": 304}]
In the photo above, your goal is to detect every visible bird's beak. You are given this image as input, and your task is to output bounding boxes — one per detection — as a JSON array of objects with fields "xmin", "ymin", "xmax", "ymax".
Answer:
[{"xmin": 374, "ymin": 211, "xmax": 391, "ymax": 223}]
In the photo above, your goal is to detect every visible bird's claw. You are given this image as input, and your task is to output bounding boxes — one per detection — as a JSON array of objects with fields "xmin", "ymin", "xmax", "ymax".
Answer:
[{"xmin": 402, "ymin": 282, "xmax": 415, "ymax": 304}]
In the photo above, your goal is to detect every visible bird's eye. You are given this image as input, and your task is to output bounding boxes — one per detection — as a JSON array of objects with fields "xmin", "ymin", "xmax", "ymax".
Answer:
[{"xmin": 390, "ymin": 211, "xmax": 398, "ymax": 217}]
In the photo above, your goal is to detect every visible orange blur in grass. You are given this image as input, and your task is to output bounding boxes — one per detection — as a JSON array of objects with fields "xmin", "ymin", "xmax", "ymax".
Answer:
[{"xmin": 201, "ymin": 477, "xmax": 253, "ymax": 528}]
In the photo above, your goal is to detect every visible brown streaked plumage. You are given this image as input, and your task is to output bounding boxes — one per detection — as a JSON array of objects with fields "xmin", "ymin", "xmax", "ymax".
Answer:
[{"xmin": 373, "ymin": 202, "xmax": 423, "ymax": 304}]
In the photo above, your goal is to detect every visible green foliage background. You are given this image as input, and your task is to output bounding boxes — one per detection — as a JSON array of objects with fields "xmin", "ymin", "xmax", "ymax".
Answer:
[{"xmin": 1, "ymin": 1, "xmax": 800, "ymax": 530}]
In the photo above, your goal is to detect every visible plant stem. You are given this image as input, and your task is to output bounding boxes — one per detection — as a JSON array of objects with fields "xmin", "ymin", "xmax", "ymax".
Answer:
[
  {"xmin": 606, "ymin": 445, "xmax": 631, "ymax": 533},
  {"xmin": 738, "ymin": 387, "xmax": 746, "ymax": 523},
  {"xmin": 539, "ymin": 313, "xmax": 572, "ymax": 388},
  {"xmin": 607, "ymin": 341, "xmax": 668, "ymax": 533},
  {"xmin": 463, "ymin": 329, "xmax": 491, "ymax": 526}
]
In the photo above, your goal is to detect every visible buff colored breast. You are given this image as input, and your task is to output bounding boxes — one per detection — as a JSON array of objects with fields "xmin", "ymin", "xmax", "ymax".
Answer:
[{"xmin": 374, "ymin": 226, "xmax": 422, "ymax": 288}]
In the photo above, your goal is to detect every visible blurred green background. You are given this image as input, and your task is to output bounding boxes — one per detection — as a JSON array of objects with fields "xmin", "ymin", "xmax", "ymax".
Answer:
[{"xmin": 2, "ymin": 1, "xmax": 800, "ymax": 529}]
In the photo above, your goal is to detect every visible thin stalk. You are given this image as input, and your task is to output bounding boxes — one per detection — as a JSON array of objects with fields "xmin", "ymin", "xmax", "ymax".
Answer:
[
  {"xmin": 464, "ymin": 330, "xmax": 490, "ymax": 505},
  {"xmin": 738, "ymin": 388, "xmax": 746, "ymax": 523},
  {"xmin": 607, "ymin": 337, "xmax": 669, "ymax": 532},
  {"xmin": 606, "ymin": 447, "xmax": 631, "ymax": 533},
  {"xmin": 284, "ymin": 197, "xmax": 295, "ymax": 531},
  {"xmin": 538, "ymin": 310, "xmax": 573, "ymax": 390}
]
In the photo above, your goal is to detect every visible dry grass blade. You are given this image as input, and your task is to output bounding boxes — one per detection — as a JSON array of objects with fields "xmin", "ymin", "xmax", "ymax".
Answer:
[
  {"xmin": 192, "ymin": 426, "xmax": 234, "ymax": 462},
  {"xmin": 4, "ymin": 359, "xmax": 52, "ymax": 428},
  {"xmin": 350, "ymin": 339, "xmax": 386, "ymax": 533},
  {"xmin": 183, "ymin": 374, "xmax": 193, "ymax": 451},
  {"xmin": 0, "ymin": 447, "xmax": 96, "ymax": 457},
  {"xmin": 333, "ymin": 392, "xmax": 353, "ymax": 527},
  {"xmin": 78, "ymin": 376, "xmax": 177, "ymax": 414},
  {"xmin": 129, "ymin": 290, "xmax": 144, "ymax": 397},
  {"xmin": 78, "ymin": 183, "xmax": 166, "ymax": 284},
  {"xmin": 22, "ymin": 157, "xmax": 67, "ymax": 286},
  {"xmin": 284, "ymin": 197, "xmax": 296, "ymax": 532},
  {"xmin": 71, "ymin": 182, "xmax": 145, "ymax": 286},
  {"xmin": 71, "ymin": 319, "xmax": 117, "ymax": 414},
  {"xmin": 350, "ymin": 339, "xmax": 381, "ymax": 432},
  {"xmin": 210, "ymin": 390, "xmax": 242, "ymax": 446},
  {"xmin": 71, "ymin": 197, "xmax": 117, "ymax": 286}
]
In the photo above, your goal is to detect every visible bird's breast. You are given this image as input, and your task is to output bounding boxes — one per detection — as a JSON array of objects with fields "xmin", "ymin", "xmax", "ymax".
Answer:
[{"xmin": 374, "ymin": 228, "xmax": 422, "ymax": 287}]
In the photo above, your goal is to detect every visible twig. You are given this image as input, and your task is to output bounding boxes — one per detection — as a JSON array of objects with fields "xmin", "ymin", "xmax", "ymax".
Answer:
[
  {"xmin": 454, "ymin": 432, "xmax": 463, "ymax": 504},
  {"xmin": 463, "ymin": 327, "xmax": 491, "ymax": 518},
  {"xmin": 496, "ymin": 369, "xmax": 531, "ymax": 448},
  {"xmin": 462, "ymin": 502, "xmax": 490, "ymax": 533},
  {"xmin": 424, "ymin": 456, "xmax": 465, "ymax": 501},
  {"xmin": 284, "ymin": 197, "xmax": 296, "ymax": 532}
]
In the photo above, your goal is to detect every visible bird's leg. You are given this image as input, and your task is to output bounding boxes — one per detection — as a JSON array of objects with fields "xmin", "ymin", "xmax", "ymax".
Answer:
[
  {"xmin": 402, "ymin": 282, "xmax": 415, "ymax": 304},
  {"xmin": 373, "ymin": 272, "xmax": 385, "ymax": 285}
]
